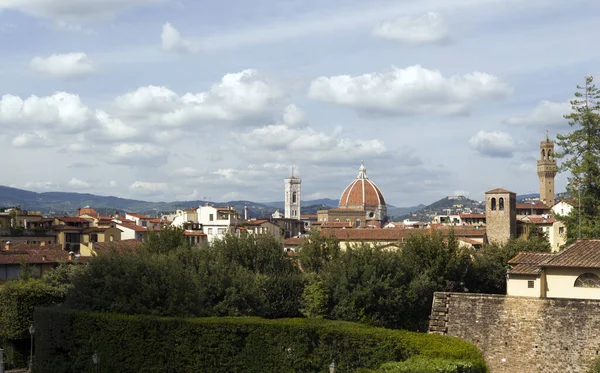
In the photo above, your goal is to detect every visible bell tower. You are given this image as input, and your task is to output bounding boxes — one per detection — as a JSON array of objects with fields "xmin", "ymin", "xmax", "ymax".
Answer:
[
  {"xmin": 284, "ymin": 167, "xmax": 301, "ymax": 220},
  {"xmin": 537, "ymin": 130, "xmax": 558, "ymax": 207}
]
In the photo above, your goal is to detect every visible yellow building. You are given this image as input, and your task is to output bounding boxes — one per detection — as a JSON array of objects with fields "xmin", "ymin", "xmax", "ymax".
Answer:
[{"xmin": 507, "ymin": 240, "xmax": 600, "ymax": 299}]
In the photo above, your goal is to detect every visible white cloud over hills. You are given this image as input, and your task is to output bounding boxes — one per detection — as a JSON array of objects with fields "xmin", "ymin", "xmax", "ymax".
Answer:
[{"xmin": 308, "ymin": 65, "xmax": 513, "ymax": 116}]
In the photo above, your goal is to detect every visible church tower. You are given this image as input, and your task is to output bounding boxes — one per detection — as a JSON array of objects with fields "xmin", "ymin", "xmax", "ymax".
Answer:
[
  {"xmin": 537, "ymin": 131, "xmax": 558, "ymax": 207},
  {"xmin": 284, "ymin": 170, "xmax": 301, "ymax": 220}
]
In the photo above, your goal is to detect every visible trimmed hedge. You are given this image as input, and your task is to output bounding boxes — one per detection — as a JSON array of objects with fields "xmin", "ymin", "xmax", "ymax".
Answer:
[{"xmin": 34, "ymin": 307, "xmax": 486, "ymax": 373}]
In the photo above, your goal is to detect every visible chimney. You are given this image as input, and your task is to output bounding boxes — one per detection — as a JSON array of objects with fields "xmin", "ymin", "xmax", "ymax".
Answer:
[
  {"xmin": 4, "ymin": 241, "xmax": 10, "ymax": 250},
  {"xmin": 40, "ymin": 241, "xmax": 45, "ymax": 247},
  {"xmin": 68, "ymin": 251, "xmax": 75, "ymax": 261},
  {"xmin": 42, "ymin": 255, "xmax": 47, "ymax": 262},
  {"xmin": 77, "ymin": 207, "xmax": 81, "ymax": 216},
  {"xmin": 244, "ymin": 205, "xmax": 248, "ymax": 220}
]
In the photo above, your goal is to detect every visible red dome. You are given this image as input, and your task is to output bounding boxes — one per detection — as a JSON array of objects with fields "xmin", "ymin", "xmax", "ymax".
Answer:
[{"xmin": 339, "ymin": 162, "xmax": 386, "ymax": 209}]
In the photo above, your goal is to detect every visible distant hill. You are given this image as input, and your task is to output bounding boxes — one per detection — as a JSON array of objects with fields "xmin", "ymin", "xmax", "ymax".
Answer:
[{"xmin": 398, "ymin": 196, "xmax": 485, "ymax": 222}]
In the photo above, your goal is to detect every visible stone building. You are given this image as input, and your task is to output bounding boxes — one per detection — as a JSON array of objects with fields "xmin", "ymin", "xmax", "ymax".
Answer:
[
  {"xmin": 537, "ymin": 131, "xmax": 558, "ymax": 207},
  {"xmin": 484, "ymin": 188, "xmax": 517, "ymax": 244}
]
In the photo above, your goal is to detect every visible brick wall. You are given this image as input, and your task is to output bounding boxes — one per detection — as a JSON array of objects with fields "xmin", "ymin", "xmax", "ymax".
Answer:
[{"xmin": 429, "ymin": 292, "xmax": 600, "ymax": 373}]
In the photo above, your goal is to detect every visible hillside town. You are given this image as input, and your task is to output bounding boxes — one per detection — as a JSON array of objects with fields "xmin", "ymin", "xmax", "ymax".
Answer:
[{"xmin": 0, "ymin": 132, "xmax": 571, "ymax": 282}]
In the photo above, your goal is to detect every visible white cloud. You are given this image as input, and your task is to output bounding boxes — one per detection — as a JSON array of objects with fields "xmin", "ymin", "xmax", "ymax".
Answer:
[
  {"xmin": 0, "ymin": 92, "xmax": 92, "ymax": 132},
  {"xmin": 161, "ymin": 23, "xmax": 200, "ymax": 54},
  {"xmin": 308, "ymin": 65, "xmax": 513, "ymax": 116},
  {"xmin": 24, "ymin": 181, "xmax": 58, "ymax": 191},
  {"xmin": 453, "ymin": 190, "xmax": 471, "ymax": 197},
  {"xmin": 372, "ymin": 12, "xmax": 449, "ymax": 45},
  {"xmin": 130, "ymin": 181, "xmax": 168, "ymax": 195},
  {"xmin": 115, "ymin": 69, "xmax": 283, "ymax": 126},
  {"xmin": 30, "ymin": 53, "xmax": 94, "ymax": 79},
  {"xmin": 106, "ymin": 143, "xmax": 169, "ymax": 166},
  {"xmin": 469, "ymin": 130, "xmax": 517, "ymax": 158},
  {"xmin": 0, "ymin": 0, "xmax": 165, "ymax": 21},
  {"xmin": 281, "ymin": 104, "xmax": 307, "ymax": 127},
  {"xmin": 175, "ymin": 167, "xmax": 201, "ymax": 177},
  {"xmin": 11, "ymin": 132, "xmax": 52, "ymax": 148},
  {"xmin": 504, "ymin": 100, "xmax": 571, "ymax": 127},
  {"xmin": 68, "ymin": 178, "xmax": 91, "ymax": 188}
]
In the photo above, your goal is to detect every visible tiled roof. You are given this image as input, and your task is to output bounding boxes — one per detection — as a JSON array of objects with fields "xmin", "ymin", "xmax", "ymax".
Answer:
[
  {"xmin": 245, "ymin": 219, "xmax": 270, "ymax": 226},
  {"xmin": 508, "ymin": 263, "xmax": 544, "ymax": 275},
  {"xmin": 321, "ymin": 222, "xmax": 354, "ymax": 228},
  {"xmin": 459, "ymin": 214, "xmax": 486, "ymax": 219},
  {"xmin": 184, "ymin": 230, "xmax": 207, "ymax": 236},
  {"xmin": 459, "ymin": 238, "xmax": 483, "ymax": 246},
  {"xmin": 508, "ymin": 252, "xmax": 555, "ymax": 265},
  {"xmin": 520, "ymin": 215, "xmax": 556, "ymax": 225},
  {"xmin": 485, "ymin": 188, "xmax": 515, "ymax": 194},
  {"xmin": 320, "ymin": 228, "xmax": 409, "ymax": 241},
  {"xmin": 93, "ymin": 239, "xmax": 143, "ymax": 254},
  {"xmin": 284, "ymin": 237, "xmax": 304, "ymax": 246},
  {"xmin": 126, "ymin": 212, "xmax": 151, "ymax": 219},
  {"xmin": 78, "ymin": 207, "xmax": 99, "ymax": 218},
  {"xmin": 56, "ymin": 216, "xmax": 89, "ymax": 223},
  {"xmin": 82, "ymin": 227, "xmax": 121, "ymax": 234},
  {"xmin": 543, "ymin": 239, "xmax": 600, "ymax": 268},
  {"xmin": 516, "ymin": 202, "xmax": 552, "ymax": 211},
  {"xmin": 117, "ymin": 223, "xmax": 150, "ymax": 232},
  {"xmin": 0, "ymin": 244, "xmax": 69, "ymax": 264},
  {"xmin": 51, "ymin": 225, "xmax": 84, "ymax": 232},
  {"xmin": 433, "ymin": 226, "xmax": 486, "ymax": 237}
]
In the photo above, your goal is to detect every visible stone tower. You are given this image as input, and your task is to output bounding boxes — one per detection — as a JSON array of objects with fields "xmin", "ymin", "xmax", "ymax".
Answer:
[
  {"xmin": 284, "ymin": 170, "xmax": 301, "ymax": 220},
  {"xmin": 485, "ymin": 188, "xmax": 517, "ymax": 244},
  {"xmin": 537, "ymin": 131, "xmax": 558, "ymax": 207}
]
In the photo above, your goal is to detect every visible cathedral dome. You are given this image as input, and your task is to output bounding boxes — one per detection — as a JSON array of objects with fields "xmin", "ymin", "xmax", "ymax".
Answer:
[{"xmin": 339, "ymin": 162, "xmax": 386, "ymax": 212}]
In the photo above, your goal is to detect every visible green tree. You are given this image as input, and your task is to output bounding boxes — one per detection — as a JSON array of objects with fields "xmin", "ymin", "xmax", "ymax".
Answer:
[
  {"xmin": 556, "ymin": 75, "xmax": 600, "ymax": 241},
  {"xmin": 300, "ymin": 274, "xmax": 330, "ymax": 318},
  {"xmin": 142, "ymin": 226, "xmax": 187, "ymax": 255},
  {"xmin": 298, "ymin": 230, "xmax": 340, "ymax": 274}
]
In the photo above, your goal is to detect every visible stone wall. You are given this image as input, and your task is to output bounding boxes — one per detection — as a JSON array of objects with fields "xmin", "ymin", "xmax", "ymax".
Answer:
[{"xmin": 429, "ymin": 292, "xmax": 600, "ymax": 373}]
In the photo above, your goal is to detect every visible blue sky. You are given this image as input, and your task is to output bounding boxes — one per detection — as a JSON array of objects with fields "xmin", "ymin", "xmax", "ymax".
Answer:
[{"xmin": 0, "ymin": 0, "xmax": 599, "ymax": 206}]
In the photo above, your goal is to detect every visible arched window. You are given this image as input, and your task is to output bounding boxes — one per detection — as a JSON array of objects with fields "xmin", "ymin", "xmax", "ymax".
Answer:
[
  {"xmin": 292, "ymin": 191, "xmax": 297, "ymax": 204},
  {"xmin": 548, "ymin": 150, "xmax": 553, "ymax": 160},
  {"xmin": 541, "ymin": 149, "xmax": 546, "ymax": 160},
  {"xmin": 499, "ymin": 197, "xmax": 505, "ymax": 211},
  {"xmin": 491, "ymin": 197, "xmax": 497, "ymax": 211},
  {"xmin": 574, "ymin": 273, "xmax": 600, "ymax": 288}
]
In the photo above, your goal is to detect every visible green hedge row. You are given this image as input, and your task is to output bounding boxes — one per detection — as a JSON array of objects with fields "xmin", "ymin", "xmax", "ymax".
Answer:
[{"xmin": 33, "ymin": 307, "xmax": 486, "ymax": 373}]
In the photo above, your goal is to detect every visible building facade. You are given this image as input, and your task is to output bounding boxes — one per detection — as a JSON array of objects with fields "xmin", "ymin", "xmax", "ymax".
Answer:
[
  {"xmin": 537, "ymin": 132, "xmax": 558, "ymax": 207},
  {"xmin": 284, "ymin": 175, "xmax": 301, "ymax": 220},
  {"xmin": 485, "ymin": 188, "xmax": 517, "ymax": 244}
]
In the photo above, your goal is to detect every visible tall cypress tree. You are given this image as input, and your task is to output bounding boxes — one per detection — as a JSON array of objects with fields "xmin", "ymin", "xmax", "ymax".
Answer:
[{"xmin": 556, "ymin": 76, "xmax": 600, "ymax": 241}]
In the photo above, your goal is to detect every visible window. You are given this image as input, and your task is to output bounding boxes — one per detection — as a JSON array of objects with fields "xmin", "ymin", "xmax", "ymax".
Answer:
[
  {"xmin": 217, "ymin": 228, "xmax": 226, "ymax": 235},
  {"xmin": 499, "ymin": 197, "xmax": 504, "ymax": 211},
  {"xmin": 491, "ymin": 198, "xmax": 497, "ymax": 211},
  {"xmin": 209, "ymin": 214, "xmax": 214, "ymax": 221},
  {"xmin": 559, "ymin": 227, "xmax": 565, "ymax": 235},
  {"xmin": 548, "ymin": 150, "xmax": 552, "ymax": 159},
  {"xmin": 574, "ymin": 273, "xmax": 600, "ymax": 288},
  {"xmin": 207, "ymin": 228, "xmax": 213, "ymax": 235},
  {"xmin": 541, "ymin": 149, "xmax": 546, "ymax": 160},
  {"xmin": 292, "ymin": 191, "xmax": 297, "ymax": 204},
  {"xmin": 528, "ymin": 280, "xmax": 534, "ymax": 289},
  {"xmin": 355, "ymin": 219, "xmax": 361, "ymax": 228}
]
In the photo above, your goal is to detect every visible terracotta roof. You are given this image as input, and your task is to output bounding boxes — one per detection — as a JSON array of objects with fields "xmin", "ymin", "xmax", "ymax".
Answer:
[
  {"xmin": 51, "ymin": 225, "xmax": 84, "ymax": 232},
  {"xmin": 93, "ymin": 239, "xmax": 142, "ymax": 254},
  {"xmin": 56, "ymin": 216, "xmax": 89, "ymax": 223},
  {"xmin": 516, "ymin": 202, "xmax": 552, "ymax": 211},
  {"xmin": 520, "ymin": 215, "xmax": 556, "ymax": 225},
  {"xmin": 78, "ymin": 207, "xmax": 99, "ymax": 218},
  {"xmin": 184, "ymin": 230, "xmax": 207, "ymax": 237},
  {"xmin": 82, "ymin": 227, "xmax": 121, "ymax": 234},
  {"xmin": 434, "ymin": 226, "xmax": 486, "ymax": 237},
  {"xmin": 0, "ymin": 244, "xmax": 69, "ymax": 264},
  {"xmin": 284, "ymin": 237, "xmax": 305, "ymax": 246},
  {"xmin": 543, "ymin": 240, "xmax": 600, "ymax": 268},
  {"xmin": 126, "ymin": 212, "xmax": 151, "ymax": 219},
  {"xmin": 321, "ymin": 222, "xmax": 354, "ymax": 228},
  {"xmin": 459, "ymin": 214, "xmax": 486, "ymax": 219},
  {"xmin": 300, "ymin": 214, "xmax": 318, "ymax": 219},
  {"xmin": 320, "ymin": 228, "xmax": 409, "ymax": 241},
  {"xmin": 508, "ymin": 252, "xmax": 554, "ymax": 265},
  {"xmin": 113, "ymin": 218, "xmax": 135, "ymax": 224},
  {"xmin": 459, "ymin": 238, "xmax": 483, "ymax": 246},
  {"xmin": 485, "ymin": 188, "xmax": 515, "ymax": 194},
  {"xmin": 117, "ymin": 223, "xmax": 150, "ymax": 232},
  {"xmin": 245, "ymin": 219, "xmax": 270, "ymax": 226},
  {"xmin": 508, "ymin": 263, "xmax": 544, "ymax": 276},
  {"xmin": 38, "ymin": 218, "xmax": 54, "ymax": 223}
]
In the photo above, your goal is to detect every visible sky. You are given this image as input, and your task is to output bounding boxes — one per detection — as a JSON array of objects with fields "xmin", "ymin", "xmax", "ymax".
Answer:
[{"xmin": 0, "ymin": 0, "xmax": 599, "ymax": 207}]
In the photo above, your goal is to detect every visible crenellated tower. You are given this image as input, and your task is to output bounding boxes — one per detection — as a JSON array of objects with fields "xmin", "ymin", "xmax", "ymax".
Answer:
[{"xmin": 537, "ymin": 131, "xmax": 558, "ymax": 207}]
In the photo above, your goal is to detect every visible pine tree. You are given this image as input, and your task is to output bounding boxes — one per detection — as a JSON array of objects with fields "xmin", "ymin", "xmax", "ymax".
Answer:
[{"xmin": 556, "ymin": 76, "xmax": 600, "ymax": 241}]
